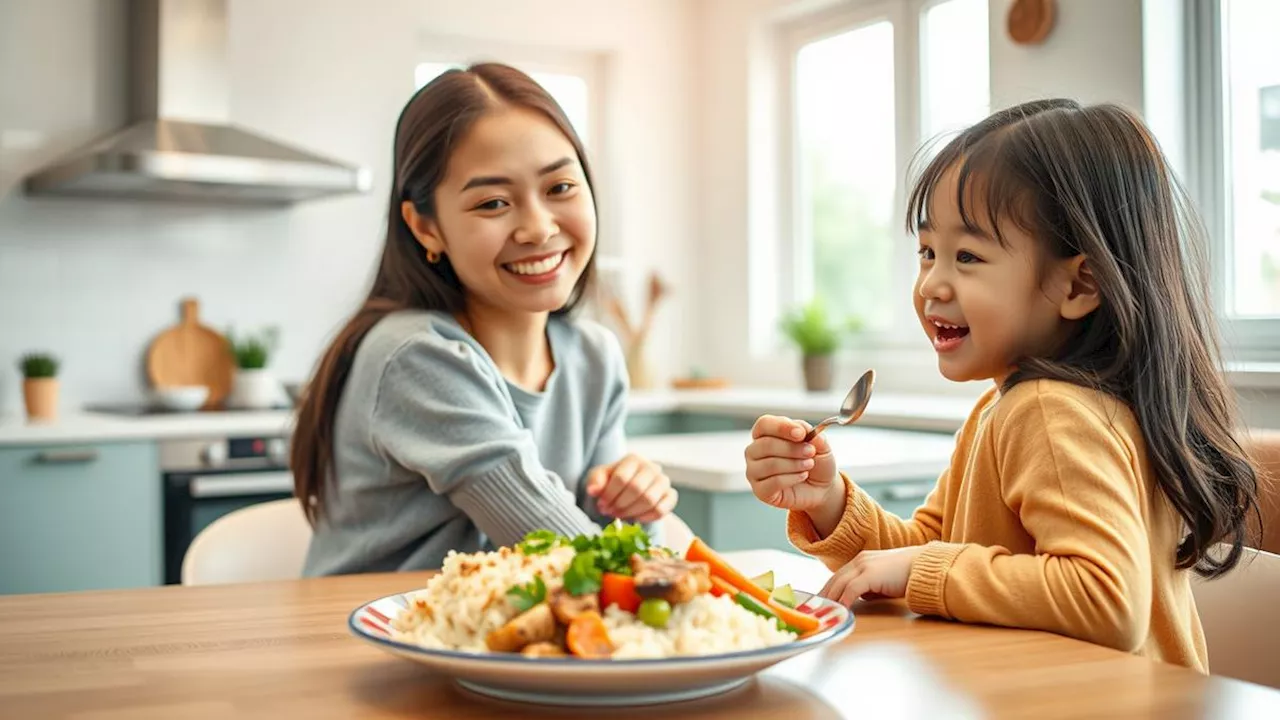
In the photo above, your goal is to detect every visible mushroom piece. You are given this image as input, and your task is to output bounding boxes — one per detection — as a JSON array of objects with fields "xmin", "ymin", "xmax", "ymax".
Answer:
[
  {"xmin": 484, "ymin": 603, "xmax": 557, "ymax": 653},
  {"xmin": 549, "ymin": 588, "xmax": 601, "ymax": 625},
  {"xmin": 521, "ymin": 641, "xmax": 569, "ymax": 658}
]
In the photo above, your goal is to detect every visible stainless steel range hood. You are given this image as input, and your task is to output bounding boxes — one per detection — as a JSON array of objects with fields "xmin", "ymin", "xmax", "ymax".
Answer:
[{"xmin": 24, "ymin": 0, "xmax": 372, "ymax": 205}]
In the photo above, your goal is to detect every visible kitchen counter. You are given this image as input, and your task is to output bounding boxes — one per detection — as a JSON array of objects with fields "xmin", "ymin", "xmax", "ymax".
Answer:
[
  {"xmin": 628, "ymin": 426, "xmax": 955, "ymax": 492},
  {"xmin": 0, "ymin": 409, "xmax": 294, "ymax": 445},
  {"xmin": 0, "ymin": 388, "xmax": 975, "ymax": 446}
]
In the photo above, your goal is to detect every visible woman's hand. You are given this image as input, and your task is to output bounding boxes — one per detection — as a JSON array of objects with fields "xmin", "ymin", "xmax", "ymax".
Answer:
[
  {"xmin": 585, "ymin": 454, "xmax": 677, "ymax": 523},
  {"xmin": 819, "ymin": 546, "xmax": 926, "ymax": 607}
]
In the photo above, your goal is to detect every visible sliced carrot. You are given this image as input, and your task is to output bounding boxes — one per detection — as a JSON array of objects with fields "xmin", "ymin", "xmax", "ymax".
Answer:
[
  {"xmin": 566, "ymin": 611, "xmax": 615, "ymax": 659},
  {"xmin": 685, "ymin": 537, "xmax": 770, "ymax": 604},
  {"xmin": 599, "ymin": 572, "xmax": 642, "ymax": 614},
  {"xmin": 766, "ymin": 597, "xmax": 820, "ymax": 635},
  {"xmin": 708, "ymin": 575, "xmax": 738, "ymax": 598}
]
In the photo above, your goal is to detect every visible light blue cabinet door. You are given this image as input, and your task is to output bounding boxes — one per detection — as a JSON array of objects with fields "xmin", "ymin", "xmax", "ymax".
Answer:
[{"xmin": 0, "ymin": 442, "xmax": 161, "ymax": 594}]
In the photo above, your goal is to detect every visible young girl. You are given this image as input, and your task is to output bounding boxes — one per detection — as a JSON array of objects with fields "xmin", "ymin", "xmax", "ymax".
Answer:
[
  {"xmin": 746, "ymin": 99, "xmax": 1260, "ymax": 671},
  {"xmin": 291, "ymin": 63, "xmax": 674, "ymax": 576}
]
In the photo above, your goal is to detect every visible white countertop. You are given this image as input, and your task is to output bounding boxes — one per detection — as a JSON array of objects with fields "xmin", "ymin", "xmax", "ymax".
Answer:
[
  {"xmin": 0, "ymin": 388, "xmax": 974, "ymax": 447},
  {"xmin": 628, "ymin": 388, "xmax": 975, "ymax": 432},
  {"xmin": 0, "ymin": 410, "xmax": 295, "ymax": 446},
  {"xmin": 628, "ymin": 426, "xmax": 954, "ymax": 493}
]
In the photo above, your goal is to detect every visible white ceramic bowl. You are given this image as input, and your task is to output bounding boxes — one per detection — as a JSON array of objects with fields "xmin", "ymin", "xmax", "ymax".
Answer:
[
  {"xmin": 152, "ymin": 385, "xmax": 209, "ymax": 412},
  {"xmin": 349, "ymin": 589, "xmax": 854, "ymax": 707}
]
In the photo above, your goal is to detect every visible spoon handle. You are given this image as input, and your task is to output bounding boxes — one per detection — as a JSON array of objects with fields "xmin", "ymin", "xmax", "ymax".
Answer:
[{"xmin": 803, "ymin": 417, "xmax": 836, "ymax": 443}]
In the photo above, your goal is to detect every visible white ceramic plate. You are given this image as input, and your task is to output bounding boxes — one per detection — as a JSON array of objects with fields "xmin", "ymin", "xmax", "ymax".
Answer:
[{"xmin": 348, "ymin": 589, "xmax": 854, "ymax": 707}]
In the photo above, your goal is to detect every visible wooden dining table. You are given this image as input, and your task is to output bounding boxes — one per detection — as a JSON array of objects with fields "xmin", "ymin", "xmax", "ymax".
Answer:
[{"xmin": 1, "ymin": 549, "xmax": 1278, "ymax": 719}]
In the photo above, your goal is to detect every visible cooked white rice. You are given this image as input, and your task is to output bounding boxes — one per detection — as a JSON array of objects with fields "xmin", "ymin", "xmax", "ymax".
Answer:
[
  {"xmin": 389, "ymin": 547, "xmax": 797, "ymax": 658},
  {"xmin": 603, "ymin": 594, "xmax": 798, "ymax": 659}
]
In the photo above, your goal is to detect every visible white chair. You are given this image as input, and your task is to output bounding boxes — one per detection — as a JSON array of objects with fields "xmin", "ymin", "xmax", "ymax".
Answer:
[
  {"xmin": 1192, "ymin": 545, "xmax": 1280, "ymax": 689},
  {"xmin": 181, "ymin": 499, "xmax": 313, "ymax": 586},
  {"xmin": 661, "ymin": 512, "xmax": 696, "ymax": 555}
]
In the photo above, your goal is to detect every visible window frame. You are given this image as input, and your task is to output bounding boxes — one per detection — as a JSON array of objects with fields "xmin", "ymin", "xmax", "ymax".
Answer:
[
  {"xmin": 760, "ymin": 0, "xmax": 987, "ymax": 358},
  {"xmin": 1184, "ymin": 0, "xmax": 1280, "ymax": 360}
]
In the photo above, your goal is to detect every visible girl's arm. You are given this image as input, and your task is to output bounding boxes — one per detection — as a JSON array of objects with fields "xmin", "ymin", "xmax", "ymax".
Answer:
[
  {"xmin": 905, "ymin": 391, "xmax": 1153, "ymax": 653},
  {"xmin": 787, "ymin": 471, "xmax": 947, "ymax": 571},
  {"xmin": 370, "ymin": 334, "xmax": 601, "ymax": 547}
]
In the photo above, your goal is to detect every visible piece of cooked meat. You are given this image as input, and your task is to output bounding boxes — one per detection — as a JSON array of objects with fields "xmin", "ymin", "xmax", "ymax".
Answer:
[
  {"xmin": 549, "ymin": 588, "xmax": 601, "ymax": 625},
  {"xmin": 630, "ymin": 555, "xmax": 712, "ymax": 605},
  {"xmin": 521, "ymin": 641, "xmax": 569, "ymax": 658},
  {"xmin": 484, "ymin": 603, "xmax": 556, "ymax": 653}
]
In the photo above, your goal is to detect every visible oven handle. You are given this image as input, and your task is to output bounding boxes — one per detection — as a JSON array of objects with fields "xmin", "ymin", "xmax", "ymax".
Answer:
[{"xmin": 189, "ymin": 471, "xmax": 295, "ymax": 498}]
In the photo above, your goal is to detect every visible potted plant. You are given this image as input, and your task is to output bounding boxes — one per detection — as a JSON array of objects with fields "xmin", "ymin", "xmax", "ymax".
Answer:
[
  {"xmin": 780, "ymin": 300, "xmax": 861, "ymax": 391},
  {"xmin": 18, "ymin": 352, "xmax": 60, "ymax": 421},
  {"xmin": 225, "ymin": 327, "xmax": 283, "ymax": 409}
]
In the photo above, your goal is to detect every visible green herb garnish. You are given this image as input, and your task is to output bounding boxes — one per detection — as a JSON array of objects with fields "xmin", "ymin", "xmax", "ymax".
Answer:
[
  {"xmin": 517, "ymin": 529, "xmax": 569, "ymax": 555},
  {"xmin": 506, "ymin": 575, "xmax": 547, "ymax": 613},
  {"xmin": 564, "ymin": 550, "xmax": 603, "ymax": 596},
  {"xmin": 517, "ymin": 523, "xmax": 656, "ymax": 597}
]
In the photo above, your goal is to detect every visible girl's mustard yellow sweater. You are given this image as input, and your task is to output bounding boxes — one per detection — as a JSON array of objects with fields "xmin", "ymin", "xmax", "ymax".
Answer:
[{"xmin": 789, "ymin": 379, "xmax": 1208, "ymax": 671}]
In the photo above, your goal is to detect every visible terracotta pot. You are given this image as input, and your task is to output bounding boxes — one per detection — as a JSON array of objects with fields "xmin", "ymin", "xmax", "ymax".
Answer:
[
  {"xmin": 802, "ymin": 355, "xmax": 834, "ymax": 392},
  {"xmin": 23, "ymin": 378, "xmax": 59, "ymax": 421}
]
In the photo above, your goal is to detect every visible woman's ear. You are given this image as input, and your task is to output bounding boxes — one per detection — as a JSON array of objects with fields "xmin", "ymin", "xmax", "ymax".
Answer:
[
  {"xmin": 401, "ymin": 201, "xmax": 445, "ymax": 256},
  {"xmin": 1060, "ymin": 255, "xmax": 1101, "ymax": 320}
]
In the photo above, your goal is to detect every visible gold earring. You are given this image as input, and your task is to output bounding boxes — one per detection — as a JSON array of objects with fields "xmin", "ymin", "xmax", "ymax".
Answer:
[{"xmin": 426, "ymin": 249, "xmax": 441, "ymax": 264}]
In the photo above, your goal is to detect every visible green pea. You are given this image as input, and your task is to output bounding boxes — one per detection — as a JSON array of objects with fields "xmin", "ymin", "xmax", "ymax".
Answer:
[{"xmin": 637, "ymin": 598, "xmax": 672, "ymax": 628}]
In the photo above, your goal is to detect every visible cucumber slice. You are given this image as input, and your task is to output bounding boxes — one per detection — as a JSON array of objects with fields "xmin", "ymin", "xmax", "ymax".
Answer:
[
  {"xmin": 770, "ymin": 583, "xmax": 797, "ymax": 609},
  {"xmin": 749, "ymin": 570, "xmax": 775, "ymax": 592}
]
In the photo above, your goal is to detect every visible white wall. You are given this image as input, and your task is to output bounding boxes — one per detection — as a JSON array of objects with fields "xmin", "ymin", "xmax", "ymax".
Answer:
[{"xmin": 0, "ymin": 0, "xmax": 696, "ymax": 414}]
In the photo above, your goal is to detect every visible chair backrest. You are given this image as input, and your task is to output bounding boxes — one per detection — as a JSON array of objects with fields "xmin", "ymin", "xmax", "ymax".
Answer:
[
  {"xmin": 1244, "ymin": 429, "xmax": 1280, "ymax": 555},
  {"xmin": 181, "ymin": 499, "xmax": 313, "ymax": 586},
  {"xmin": 1192, "ymin": 545, "xmax": 1280, "ymax": 688},
  {"xmin": 661, "ymin": 512, "xmax": 696, "ymax": 556}
]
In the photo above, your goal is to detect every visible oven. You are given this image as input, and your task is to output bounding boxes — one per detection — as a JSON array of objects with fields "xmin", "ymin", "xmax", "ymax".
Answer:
[{"xmin": 161, "ymin": 434, "xmax": 294, "ymax": 584}]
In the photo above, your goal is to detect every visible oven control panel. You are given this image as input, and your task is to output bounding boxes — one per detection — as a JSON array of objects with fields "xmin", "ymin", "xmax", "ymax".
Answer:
[{"xmin": 160, "ymin": 436, "xmax": 289, "ymax": 472}]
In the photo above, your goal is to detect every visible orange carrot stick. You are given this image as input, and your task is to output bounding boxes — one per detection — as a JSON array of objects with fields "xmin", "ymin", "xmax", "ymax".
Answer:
[
  {"xmin": 708, "ymin": 575, "xmax": 738, "ymax": 598},
  {"xmin": 685, "ymin": 537, "xmax": 770, "ymax": 604},
  {"xmin": 766, "ymin": 598, "xmax": 820, "ymax": 635}
]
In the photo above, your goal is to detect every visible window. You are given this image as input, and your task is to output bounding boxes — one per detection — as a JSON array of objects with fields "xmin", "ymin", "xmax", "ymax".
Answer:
[
  {"xmin": 779, "ymin": 0, "xmax": 989, "ymax": 343},
  {"xmin": 414, "ymin": 63, "xmax": 593, "ymax": 149},
  {"xmin": 1222, "ymin": 0, "xmax": 1280, "ymax": 321},
  {"xmin": 1184, "ymin": 0, "xmax": 1280, "ymax": 356}
]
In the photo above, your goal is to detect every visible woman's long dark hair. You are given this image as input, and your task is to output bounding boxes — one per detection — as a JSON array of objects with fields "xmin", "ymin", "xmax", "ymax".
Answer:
[
  {"xmin": 292, "ymin": 63, "xmax": 597, "ymax": 524},
  {"xmin": 906, "ymin": 99, "xmax": 1259, "ymax": 577}
]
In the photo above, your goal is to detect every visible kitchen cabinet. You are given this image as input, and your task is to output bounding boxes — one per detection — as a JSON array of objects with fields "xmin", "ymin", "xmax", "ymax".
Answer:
[{"xmin": 0, "ymin": 441, "xmax": 161, "ymax": 595}]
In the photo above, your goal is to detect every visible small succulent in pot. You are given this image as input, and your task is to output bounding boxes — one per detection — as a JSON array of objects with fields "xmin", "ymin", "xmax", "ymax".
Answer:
[
  {"xmin": 226, "ymin": 327, "xmax": 279, "ymax": 370},
  {"xmin": 18, "ymin": 352, "xmax": 60, "ymax": 421},
  {"xmin": 225, "ymin": 327, "xmax": 284, "ymax": 409},
  {"xmin": 19, "ymin": 352, "xmax": 59, "ymax": 379},
  {"xmin": 779, "ymin": 300, "xmax": 863, "ymax": 392}
]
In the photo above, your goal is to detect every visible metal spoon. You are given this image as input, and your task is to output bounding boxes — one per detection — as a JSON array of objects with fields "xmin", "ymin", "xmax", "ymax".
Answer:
[{"xmin": 804, "ymin": 369, "xmax": 876, "ymax": 442}]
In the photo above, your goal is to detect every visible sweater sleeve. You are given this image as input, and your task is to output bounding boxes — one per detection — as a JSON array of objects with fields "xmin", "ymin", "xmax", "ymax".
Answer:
[
  {"xmin": 904, "ymin": 389, "xmax": 1154, "ymax": 653},
  {"xmin": 786, "ymin": 471, "xmax": 948, "ymax": 570},
  {"xmin": 369, "ymin": 334, "xmax": 601, "ymax": 548},
  {"xmin": 570, "ymin": 326, "xmax": 665, "ymax": 543}
]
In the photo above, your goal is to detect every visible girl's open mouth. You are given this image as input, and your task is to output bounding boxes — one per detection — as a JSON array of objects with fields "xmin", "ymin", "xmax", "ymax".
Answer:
[{"xmin": 931, "ymin": 319, "xmax": 970, "ymax": 352}]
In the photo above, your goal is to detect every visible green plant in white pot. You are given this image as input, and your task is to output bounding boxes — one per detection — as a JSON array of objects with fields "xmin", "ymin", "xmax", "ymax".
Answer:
[
  {"xmin": 18, "ymin": 352, "xmax": 60, "ymax": 421},
  {"xmin": 780, "ymin": 300, "xmax": 861, "ymax": 392},
  {"xmin": 225, "ymin": 327, "xmax": 283, "ymax": 409}
]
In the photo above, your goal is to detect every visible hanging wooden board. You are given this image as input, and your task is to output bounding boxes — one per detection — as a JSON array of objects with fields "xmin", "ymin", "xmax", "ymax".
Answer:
[
  {"xmin": 146, "ymin": 298, "xmax": 235, "ymax": 410},
  {"xmin": 1008, "ymin": 0, "xmax": 1055, "ymax": 45}
]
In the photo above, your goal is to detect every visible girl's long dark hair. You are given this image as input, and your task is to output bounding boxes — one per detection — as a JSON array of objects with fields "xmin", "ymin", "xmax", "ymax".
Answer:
[
  {"xmin": 906, "ymin": 99, "xmax": 1260, "ymax": 577},
  {"xmin": 291, "ymin": 63, "xmax": 597, "ymax": 524}
]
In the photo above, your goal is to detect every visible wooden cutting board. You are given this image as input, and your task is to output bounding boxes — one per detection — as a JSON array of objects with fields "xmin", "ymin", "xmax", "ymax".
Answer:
[{"xmin": 146, "ymin": 298, "xmax": 235, "ymax": 410}]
